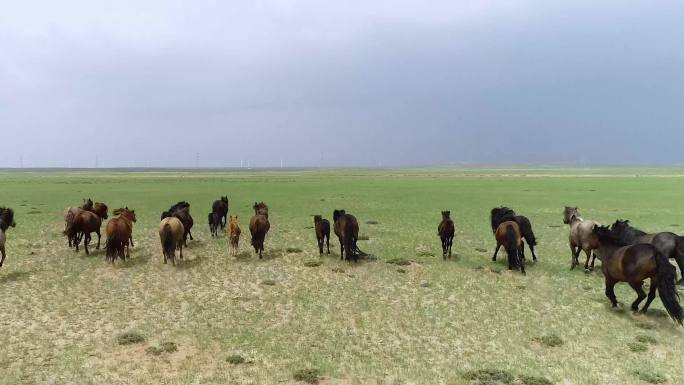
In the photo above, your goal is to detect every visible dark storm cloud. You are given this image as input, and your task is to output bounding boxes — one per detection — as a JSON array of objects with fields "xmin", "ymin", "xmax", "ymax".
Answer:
[{"xmin": 1, "ymin": 1, "xmax": 683, "ymax": 167}]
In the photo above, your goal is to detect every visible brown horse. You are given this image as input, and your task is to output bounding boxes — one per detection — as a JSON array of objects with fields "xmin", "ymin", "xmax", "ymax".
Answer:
[
  {"xmin": 254, "ymin": 202, "xmax": 269, "ymax": 218},
  {"xmin": 314, "ymin": 215, "xmax": 330, "ymax": 255},
  {"xmin": 0, "ymin": 207, "xmax": 16, "ymax": 268},
  {"xmin": 593, "ymin": 225, "xmax": 683, "ymax": 324},
  {"xmin": 105, "ymin": 208, "xmax": 137, "ymax": 263},
  {"xmin": 438, "ymin": 210, "xmax": 455, "ymax": 259},
  {"xmin": 161, "ymin": 202, "xmax": 194, "ymax": 246},
  {"xmin": 249, "ymin": 216, "xmax": 269, "ymax": 258},
  {"xmin": 229, "ymin": 215, "xmax": 241, "ymax": 256},
  {"xmin": 159, "ymin": 217, "xmax": 184, "ymax": 265},
  {"xmin": 64, "ymin": 198, "xmax": 94, "ymax": 247},
  {"xmin": 493, "ymin": 221, "xmax": 525, "ymax": 274},
  {"xmin": 564, "ymin": 206, "xmax": 601, "ymax": 271},
  {"xmin": 65, "ymin": 202, "xmax": 109, "ymax": 254},
  {"xmin": 333, "ymin": 209, "xmax": 359, "ymax": 262}
]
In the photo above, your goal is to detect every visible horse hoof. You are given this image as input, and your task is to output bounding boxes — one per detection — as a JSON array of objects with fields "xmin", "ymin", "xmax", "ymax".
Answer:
[{"xmin": 584, "ymin": 269, "xmax": 591, "ymax": 274}]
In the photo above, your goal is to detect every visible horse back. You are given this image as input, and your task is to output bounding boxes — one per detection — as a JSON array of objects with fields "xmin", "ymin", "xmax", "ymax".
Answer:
[
  {"xmin": 495, "ymin": 221, "xmax": 520, "ymax": 243},
  {"xmin": 439, "ymin": 219, "xmax": 455, "ymax": 236},
  {"xmin": 607, "ymin": 244, "xmax": 657, "ymax": 281}
]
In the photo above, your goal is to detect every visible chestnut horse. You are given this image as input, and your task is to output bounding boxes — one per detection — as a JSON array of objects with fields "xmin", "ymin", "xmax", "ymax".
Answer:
[
  {"xmin": 314, "ymin": 215, "xmax": 330, "ymax": 255},
  {"xmin": 564, "ymin": 206, "xmax": 601, "ymax": 271},
  {"xmin": 438, "ymin": 210, "xmax": 455, "ymax": 259},
  {"xmin": 105, "ymin": 208, "xmax": 137, "ymax": 263},
  {"xmin": 229, "ymin": 215, "xmax": 241, "ymax": 256},
  {"xmin": 162, "ymin": 201, "xmax": 194, "ymax": 246},
  {"xmin": 490, "ymin": 207, "xmax": 538, "ymax": 261},
  {"xmin": 333, "ymin": 209, "xmax": 359, "ymax": 262},
  {"xmin": 593, "ymin": 225, "xmax": 683, "ymax": 324},
  {"xmin": 65, "ymin": 202, "xmax": 108, "ymax": 254},
  {"xmin": 0, "ymin": 207, "xmax": 16, "ymax": 268},
  {"xmin": 493, "ymin": 221, "xmax": 525, "ymax": 274},
  {"xmin": 159, "ymin": 217, "xmax": 184, "ymax": 265},
  {"xmin": 64, "ymin": 198, "xmax": 94, "ymax": 247}
]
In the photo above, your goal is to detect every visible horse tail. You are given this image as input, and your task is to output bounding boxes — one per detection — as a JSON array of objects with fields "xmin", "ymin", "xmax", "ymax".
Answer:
[
  {"xmin": 655, "ymin": 250, "xmax": 684, "ymax": 325},
  {"xmin": 162, "ymin": 223, "xmax": 175, "ymax": 259},
  {"xmin": 505, "ymin": 224, "xmax": 519, "ymax": 268},
  {"xmin": 344, "ymin": 218, "xmax": 357, "ymax": 261},
  {"xmin": 518, "ymin": 217, "xmax": 537, "ymax": 247},
  {"xmin": 105, "ymin": 238, "xmax": 118, "ymax": 260}
]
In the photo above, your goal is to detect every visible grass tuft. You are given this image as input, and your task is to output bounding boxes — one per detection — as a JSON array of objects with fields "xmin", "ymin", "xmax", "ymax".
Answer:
[
  {"xmin": 226, "ymin": 354, "xmax": 246, "ymax": 365},
  {"xmin": 304, "ymin": 260, "xmax": 322, "ymax": 267},
  {"xmin": 261, "ymin": 279, "xmax": 276, "ymax": 286},
  {"xmin": 358, "ymin": 235, "xmax": 370, "ymax": 241},
  {"xmin": 628, "ymin": 342, "xmax": 648, "ymax": 352},
  {"xmin": 636, "ymin": 335, "xmax": 657, "ymax": 345},
  {"xmin": 534, "ymin": 334, "xmax": 563, "ymax": 348},
  {"xmin": 519, "ymin": 375, "xmax": 553, "ymax": 385},
  {"xmin": 635, "ymin": 321, "xmax": 656, "ymax": 330},
  {"xmin": 397, "ymin": 268, "xmax": 407, "ymax": 273},
  {"xmin": 286, "ymin": 247, "xmax": 303, "ymax": 253},
  {"xmin": 366, "ymin": 220, "xmax": 380, "ymax": 225},
  {"xmin": 463, "ymin": 368, "xmax": 515, "ymax": 384},
  {"xmin": 116, "ymin": 331, "xmax": 145, "ymax": 346},
  {"xmin": 386, "ymin": 258, "xmax": 411, "ymax": 266},
  {"xmin": 293, "ymin": 368, "xmax": 321, "ymax": 384},
  {"xmin": 633, "ymin": 369, "xmax": 668, "ymax": 384}
]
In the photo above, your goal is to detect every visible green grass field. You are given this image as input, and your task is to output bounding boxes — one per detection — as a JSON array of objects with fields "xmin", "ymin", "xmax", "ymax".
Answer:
[{"xmin": 1, "ymin": 168, "xmax": 683, "ymax": 384}]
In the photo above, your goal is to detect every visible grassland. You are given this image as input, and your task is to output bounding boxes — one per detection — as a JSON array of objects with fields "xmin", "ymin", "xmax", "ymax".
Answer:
[{"xmin": 0, "ymin": 168, "xmax": 683, "ymax": 384}]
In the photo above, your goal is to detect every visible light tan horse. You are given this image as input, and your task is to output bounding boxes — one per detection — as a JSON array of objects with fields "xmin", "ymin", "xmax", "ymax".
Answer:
[
  {"xmin": 159, "ymin": 217, "xmax": 184, "ymax": 265},
  {"xmin": 229, "ymin": 215, "xmax": 241, "ymax": 256},
  {"xmin": 564, "ymin": 206, "xmax": 601, "ymax": 271}
]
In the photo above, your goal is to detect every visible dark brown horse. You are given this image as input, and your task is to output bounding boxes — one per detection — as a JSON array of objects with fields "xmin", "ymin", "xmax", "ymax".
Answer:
[
  {"xmin": 438, "ymin": 211, "xmax": 455, "ymax": 259},
  {"xmin": 106, "ymin": 208, "xmax": 137, "ymax": 263},
  {"xmin": 0, "ymin": 207, "xmax": 16, "ymax": 268},
  {"xmin": 333, "ymin": 209, "xmax": 359, "ymax": 262},
  {"xmin": 491, "ymin": 207, "xmax": 538, "ymax": 261},
  {"xmin": 64, "ymin": 198, "xmax": 94, "ymax": 247},
  {"xmin": 593, "ymin": 225, "xmax": 683, "ymax": 324},
  {"xmin": 212, "ymin": 196, "xmax": 229, "ymax": 229},
  {"xmin": 162, "ymin": 202, "xmax": 194, "ymax": 246},
  {"xmin": 65, "ymin": 202, "xmax": 108, "ymax": 254},
  {"xmin": 208, "ymin": 212, "xmax": 220, "ymax": 237},
  {"xmin": 249, "ymin": 202, "xmax": 270, "ymax": 258},
  {"xmin": 314, "ymin": 215, "xmax": 330, "ymax": 255},
  {"xmin": 493, "ymin": 221, "xmax": 525, "ymax": 274}
]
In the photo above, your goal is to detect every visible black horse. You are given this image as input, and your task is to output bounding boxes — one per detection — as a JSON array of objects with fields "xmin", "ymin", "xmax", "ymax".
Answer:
[
  {"xmin": 212, "ymin": 196, "xmax": 229, "ymax": 229},
  {"xmin": 162, "ymin": 201, "xmax": 194, "ymax": 246},
  {"xmin": 0, "ymin": 207, "xmax": 16, "ymax": 268},
  {"xmin": 490, "ymin": 207, "xmax": 538, "ymax": 261},
  {"xmin": 610, "ymin": 220, "xmax": 684, "ymax": 285}
]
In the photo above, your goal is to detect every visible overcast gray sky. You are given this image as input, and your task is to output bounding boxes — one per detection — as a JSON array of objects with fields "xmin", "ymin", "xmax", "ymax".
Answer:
[{"xmin": 1, "ymin": 1, "xmax": 683, "ymax": 167}]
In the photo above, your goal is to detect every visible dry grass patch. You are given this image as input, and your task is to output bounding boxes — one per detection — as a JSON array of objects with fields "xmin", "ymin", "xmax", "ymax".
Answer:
[
  {"xmin": 117, "ymin": 331, "xmax": 145, "ymax": 345},
  {"xmin": 534, "ymin": 334, "xmax": 563, "ymax": 348},
  {"xmin": 293, "ymin": 368, "xmax": 321, "ymax": 384},
  {"xmin": 304, "ymin": 260, "xmax": 323, "ymax": 267},
  {"xmin": 463, "ymin": 368, "xmax": 515, "ymax": 384}
]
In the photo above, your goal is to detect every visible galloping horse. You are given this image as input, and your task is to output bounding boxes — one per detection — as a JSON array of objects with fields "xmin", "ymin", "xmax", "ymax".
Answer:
[
  {"xmin": 106, "ymin": 208, "xmax": 137, "ymax": 263},
  {"xmin": 229, "ymin": 215, "xmax": 241, "ymax": 256},
  {"xmin": 314, "ymin": 215, "xmax": 330, "ymax": 255},
  {"xmin": 563, "ymin": 206, "xmax": 601, "ymax": 271},
  {"xmin": 208, "ymin": 212, "xmax": 220, "ymax": 237},
  {"xmin": 65, "ymin": 202, "xmax": 109, "ymax": 254},
  {"xmin": 593, "ymin": 225, "xmax": 683, "ymax": 324},
  {"xmin": 333, "ymin": 209, "xmax": 359, "ymax": 262},
  {"xmin": 438, "ymin": 211, "xmax": 455, "ymax": 259},
  {"xmin": 159, "ymin": 217, "xmax": 185, "ymax": 265},
  {"xmin": 64, "ymin": 198, "xmax": 94, "ymax": 247},
  {"xmin": 493, "ymin": 220, "xmax": 525, "ymax": 274},
  {"xmin": 249, "ymin": 202, "xmax": 270, "ymax": 258},
  {"xmin": 0, "ymin": 207, "xmax": 16, "ymax": 268},
  {"xmin": 611, "ymin": 219, "xmax": 684, "ymax": 285},
  {"xmin": 490, "ymin": 207, "xmax": 538, "ymax": 261},
  {"xmin": 212, "ymin": 196, "xmax": 229, "ymax": 229},
  {"xmin": 162, "ymin": 202, "xmax": 194, "ymax": 246}
]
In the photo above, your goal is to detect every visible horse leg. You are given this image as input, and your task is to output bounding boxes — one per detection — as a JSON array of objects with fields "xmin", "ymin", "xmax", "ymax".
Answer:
[
  {"xmin": 628, "ymin": 281, "xmax": 647, "ymax": 313},
  {"xmin": 492, "ymin": 244, "xmax": 501, "ymax": 261},
  {"xmin": 519, "ymin": 247, "xmax": 526, "ymax": 275},
  {"xmin": 340, "ymin": 240, "xmax": 345, "ymax": 260},
  {"xmin": 529, "ymin": 243, "xmax": 537, "ymax": 261},
  {"xmin": 326, "ymin": 235, "xmax": 330, "ymax": 254},
  {"xmin": 441, "ymin": 237, "xmax": 447, "ymax": 259},
  {"xmin": 179, "ymin": 243, "xmax": 184, "ymax": 260},
  {"xmin": 673, "ymin": 253, "xmax": 684, "ymax": 285},
  {"xmin": 318, "ymin": 237, "xmax": 323, "ymax": 255},
  {"xmin": 590, "ymin": 251, "xmax": 598, "ymax": 270},
  {"xmin": 84, "ymin": 233, "xmax": 91, "ymax": 255},
  {"xmin": 448, "ymin": 236, "xmax": 454, "ymax": 258},
  {"xmin": 126, "ymin": 242, "xmax": 130, "ymax": 260},
  {"xmin": 605, "ymin": 277, "xmax": 618, "ymax": 307},
  {"xmin": 0, "ymin": 245, "xmax": 5, "ymax": 267},
  {"xmin": 189, "ymin": 230, "xmax": 194, "ymax": 241},
  {"xmin": 129, "ymin": 236, "xmax": 134, "ymax": 248},
  {"xmin": 640, "ymin": 278, "xmax": 658, "ymax": 313},
  {"xmin": 583, "ymin": 249, "xmax": 592, "ymax": 272},
  {"xmin": 96, "ymin": 230, "xmax": 101, "ymax": 250}
]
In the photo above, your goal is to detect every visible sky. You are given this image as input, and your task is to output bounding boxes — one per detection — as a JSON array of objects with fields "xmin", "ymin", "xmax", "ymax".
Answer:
[{"xmin": 1, "ymin": 0, "xmax": 683, "ymax": 168}]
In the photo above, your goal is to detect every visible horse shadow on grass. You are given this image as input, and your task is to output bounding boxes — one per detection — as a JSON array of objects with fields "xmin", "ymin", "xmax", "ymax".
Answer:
[
  {"xmin": 176, "ymin": 255, "xmax": 204, "ymax": 269},
  {"xmin": 0, "ymin": 269, "xmax": 36, "ymax": 284}
]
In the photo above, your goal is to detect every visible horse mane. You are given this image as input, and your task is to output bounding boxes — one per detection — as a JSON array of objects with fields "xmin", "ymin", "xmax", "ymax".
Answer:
[
  {"xmin": 594, "ymin": 224, "xmax": 632, "ymax": 247},
  {"xmin": 442, "ymin": 211, "xmax": 451, "ymax": 219},
  {"xmin": 0, "ymin": 207, "xmax": 14, "ymax": 231},
  {"xmin": 610, "ymin": 219, "xmax": 647, "ymax": 245},
  {"xmin": 490, "ymin": 207, "xmax": 516, "ymax": 233},
  {"xmin": 169, "ymin": 201, "xmax": 190, "ymax": 211},
  {"xmin": 333, "ymin": 209, "xmax": 346, "ymax": 223}
]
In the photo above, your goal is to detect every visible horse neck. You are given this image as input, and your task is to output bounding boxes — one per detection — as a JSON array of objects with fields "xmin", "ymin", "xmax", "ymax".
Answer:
[
  {"xmin": 596, "ymin": 242, "xmax": 620, "ymax": 261},
  {"xmin": 568, "ymin": 215, "xmax": 583, "ymax": 226},
  {"xmin": 119, "ymin": 213, "xmax": 134, "ymax": 225}
]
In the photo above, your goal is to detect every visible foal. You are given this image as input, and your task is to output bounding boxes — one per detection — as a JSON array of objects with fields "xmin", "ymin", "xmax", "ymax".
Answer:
[
  {"xmin": 229, "ymin": 215, "xmax": 241, "ymax": 256},
  {"xmin": 314, "ymin": 215, "xmax": 330, "ymax": 255},
  {"xmin": 438, "ymin": 211, "xmax": 455, "ymax": 259},
  {"xmin": 208, "ymin": 212, "xmax": 220, "ymax": 237}
]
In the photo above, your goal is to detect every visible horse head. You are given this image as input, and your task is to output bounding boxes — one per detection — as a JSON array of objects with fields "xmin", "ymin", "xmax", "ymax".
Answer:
[
  {"xmin": 563, "ymin": 206, "xmax": 579, "ymax": 224},
  {"xmin": 442, "ymin": 211, "xmax": 451, "ymax": 220}
]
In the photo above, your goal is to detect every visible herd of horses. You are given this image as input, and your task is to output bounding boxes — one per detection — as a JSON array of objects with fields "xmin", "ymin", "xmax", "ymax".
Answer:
[{"xmin": 0, "ymin": 201, "xmax": 683, "ymax": 325}]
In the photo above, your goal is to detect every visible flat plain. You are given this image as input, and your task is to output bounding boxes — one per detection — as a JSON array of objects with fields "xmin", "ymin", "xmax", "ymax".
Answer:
[{"xmin": 1, "ymin": 168, "xmax": 683, "ymax": 385}]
